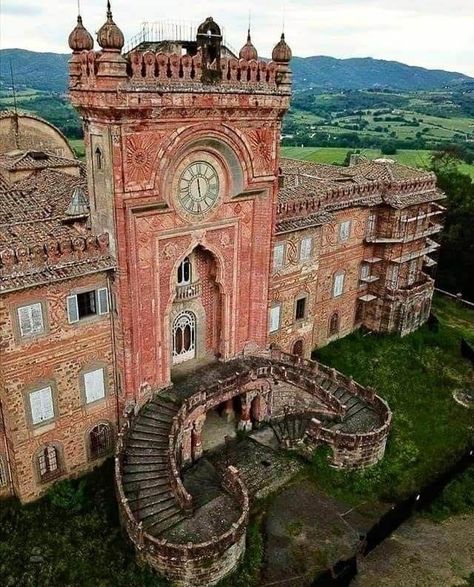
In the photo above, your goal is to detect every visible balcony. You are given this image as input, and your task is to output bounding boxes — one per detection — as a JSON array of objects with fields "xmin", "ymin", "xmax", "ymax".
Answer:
[
  {"xmin": 387, "ymin": 273, "xmax": 434, "ymax": 297},
  {"xmin": 366, "ymin": 223, "xmax": 442, "ymax": 245},
  {"xmin": 175, "ymin": 281, "xmax": 202, "ymax": 301}
]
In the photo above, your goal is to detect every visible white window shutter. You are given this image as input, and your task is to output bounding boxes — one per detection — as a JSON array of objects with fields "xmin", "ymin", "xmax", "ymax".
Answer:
[
  {"xmin": 67, "ymin": 295, "xmax": 79, "ymax": 323},
  {"xmin": 84, "ymin": 368, "xmax": 105, "ymax": 404},
  {"xmin": 340, "ymin": 221, "xmax": 351, "ymax": 241},
  {"xmin": 18, "ymin": 306, "xmax": 32, "ymax": 336},
  {"xmin": 360, "ymin": 264, "xmax": 370, "ymax": 279},
  {"xmin": 273, "ymin": 244, "xmax": 285, "ymax": 269},
  {"xmin": 97, "ymin": 288, "xmax": 109, "ymax": 315},
  {"xmin": 269, "ymin": 306, "xmax": 281, "ymax": 333},
  {"xmin": 30, "ymin": 303, "xmax": 44, "ymax": 334},
  {"xmin": 30, "ymin": 387, "xmax": 53, "ymax": 425},
  {"xmin": 333, "ymin": 274, "xmax": 345, "ymax": 297},
  {"xmin": 300, "ymin": 237, "xmax": 312, "ymax": 261}
]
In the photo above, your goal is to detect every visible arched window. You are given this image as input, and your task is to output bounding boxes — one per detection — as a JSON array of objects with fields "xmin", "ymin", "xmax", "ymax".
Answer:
[
  {"xmin": 173, "ymin": 311, "xmax": 196, "ymax": 364},
  {"xmin": 95, "ymin": 147, "xmax": 103, "ymax": 170},
  {"xmin": 0, "ymin": 456, "xmax": 8, "ymax": 488},
  {"xmin": 89, "ymin": 423, "xmax": 113, "ymax": 460},
  {"xmin": 329, "ymin": 312, "xmax": 340, "ymax": 336},
  {"xmin": 177, "ymin": 257, "xmax": 192, "ymax": 286},
  {"xmin": 37, "ymin": 445, "xmax": 60, "ymax": 484}
]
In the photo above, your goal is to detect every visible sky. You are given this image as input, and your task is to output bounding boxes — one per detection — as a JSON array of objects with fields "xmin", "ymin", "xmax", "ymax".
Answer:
[{"xmin": 1, "ymin": 0, "xmax": 473, "ymax": 76}]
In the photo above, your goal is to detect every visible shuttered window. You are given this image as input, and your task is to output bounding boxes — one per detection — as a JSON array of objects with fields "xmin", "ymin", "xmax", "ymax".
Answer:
[
  {"xmin": 67, "ymin": 288, "xmax": 109, "ymax": 324},
  {"xmin": 38, "ymin": 445, "xmax": 59, "ymax": 481},
  {"xmin": 84, "ymin": 368, "xmax": 106, "ymax": 404},
  {"xmin": 30, "ymin": 387, "xmax": 54, "ymax": 426},
  {"xmin": 333, "ymin": 273, "xmax": 345, "ymax": 297},
  {"xmin": 269, "ymin": 305, "xmax": 281, "ymax": 333},
  {"xmin": 339, "ymin": 221, "xmax": 351, "ymax": 241},
  {"xmin": 299, "ymin": 237, "xmax": 313, "ymax": 261},
  {"xmin": 17, "ymin": 303, "xmax": 44, "ymax": 337},
  {"xmin": 0, "ymin": 456, "xmax": 8, "ymax": 487},
  {"xmin": 360, "ymin": 264, "xmax": 370, "ymax": 280},
  {"xmin": 273, "ymin": 244, "xmax": 285, "ymax": 270}
]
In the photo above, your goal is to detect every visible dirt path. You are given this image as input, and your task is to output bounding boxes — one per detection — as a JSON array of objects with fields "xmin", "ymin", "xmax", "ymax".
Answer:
[{"xmin": 353, "ymin": 513, "xmax": 474, "ymax": 587}]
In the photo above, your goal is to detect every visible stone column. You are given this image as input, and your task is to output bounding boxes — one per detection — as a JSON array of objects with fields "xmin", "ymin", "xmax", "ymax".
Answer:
[
  {"xmin": 181, "ymin": 426, "xmax": 193, "ymax": 467},
  {"xmin": 238, "ymin": 401, "xmax": 252, "ymax": 432},
  {"xmin": 223, "ymin": 399, "xmax": 235, "ymax": 422},
  {"xmin": 191, "ymin": 414, "xmax": 206, "ymax": 462}
]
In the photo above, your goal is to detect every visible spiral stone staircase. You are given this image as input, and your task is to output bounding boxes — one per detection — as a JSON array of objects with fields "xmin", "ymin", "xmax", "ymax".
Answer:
[{"xmin": 116, "ymin": 350, "xmax": 391, "ymax": 586}]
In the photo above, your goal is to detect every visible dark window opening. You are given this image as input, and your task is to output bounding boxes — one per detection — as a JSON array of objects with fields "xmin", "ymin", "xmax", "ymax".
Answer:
[
  {"xmin": 89, "ymin": 424, "xmax": 112, "ymax": 460},
  {"xmin": 329, "ymin": 313, "xmax": 340, "ymax": 336},
  {"xmin": 295, "ymin": 297, "xmax": 306, "ymax": 321},
  {"xmin": 95, "ymin": 147, "xmax": 103, "ymax": 170},
  {"xmin": 38, "ymin": 446, "xmax": 60, "ymax": 483},
  {"xmin": 77, "ymin": 291, "xmax": 97, "ymax": 319}
]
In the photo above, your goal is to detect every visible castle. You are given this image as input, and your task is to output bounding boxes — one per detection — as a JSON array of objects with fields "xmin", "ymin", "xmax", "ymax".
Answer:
[{"xmin": 0, "ymin": 4, "xmax": 444, "ymax": 585}]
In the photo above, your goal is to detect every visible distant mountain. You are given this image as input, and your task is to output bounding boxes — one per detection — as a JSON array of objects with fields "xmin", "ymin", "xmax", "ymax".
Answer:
[
  {"xmin": 291, "ymin": 56, "xmax": 472, "ymax": 90},
  {"xmin": 1, "ymin": 48, "xmax": 472, "ymax": 93}
]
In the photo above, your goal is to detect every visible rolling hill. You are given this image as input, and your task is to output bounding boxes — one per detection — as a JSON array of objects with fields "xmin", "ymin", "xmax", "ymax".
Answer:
[{"xmin": 1, "ymin": 48, "xmax": 472, "ymax": 93}]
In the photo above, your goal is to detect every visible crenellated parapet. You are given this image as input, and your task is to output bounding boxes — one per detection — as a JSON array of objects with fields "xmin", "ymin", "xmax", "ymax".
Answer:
[{"xmin": 0, "ymin": 233, "xmax": 115, "ymax": 293}]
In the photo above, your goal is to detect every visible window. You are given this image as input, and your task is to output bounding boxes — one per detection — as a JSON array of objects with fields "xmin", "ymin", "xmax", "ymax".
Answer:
[
  {"xmin": 67, "ymin": 287, "xmax": 109, "ymax": 323},
  {"xmin": 292, "ymin": 340, "xmax": 304, "ymax": 357},
  {"xmin": 17, "ymin": 303, "xmax": 45, "ymax": 337},
  {"xmin": 29, "ymin": 386, "xmax": 54, "ymax": 426},
  {"xmin": 295, "ymin": 296, "xmax": 306, "ymax": 321},
  {"xmin": 367, "ymin": 214, "xmax": 376, "ymax": 237},
  {"xmin": 299, "ymin": 237, "xmax": 313, "ymax": 262},
  {"xmin": 89, "ymin": 423, "xmax": 113, "ymax": 460},
  {"xmin": 359, "ymin": 264, "xmax": 370, "ymax": 286},
  {"xmin": 339, "ymin": 220, "xmax": 351, "ymax": 241},
  {"xmin": 273, "ymin": 243, "xmax": 285, "ymax": 270},
  {"xmin": 329, "ymin": 313, "xmax": 340, "ymax": 336},
  {"xmin": 0, "ymin": 456, "xmax": 8, "ymax": 488},
  {"xmin": 84, "ymin": 368, "xmax": 106, "ymax": 404},
  {"xmin": 387, "ymin": 265, "xmax": 399, "ymax": 289},
  {"xmin": 407, "ymin": 259, "xmax": 417, "ymax": 286},
  {"xmin": 95, "ymin": 147, "xmax": 103, "ymax": 170},
  {"xmin": 269, "ymin": 305, "xmax": 281, "ymax": 333},
  {"xmin": 177, "ymin": 257, "xmax": 192, "ymax": 285},
  {"xmin": 333, "ymin": 272, "xmax": 345, "ymax": 298},
  {"xmin": 37, "ymin": 445, "xmax": 60, "ymax": 483},
  {"xmin": 173, "ymin": 311, "xmax": 196, "ymax": 364}
]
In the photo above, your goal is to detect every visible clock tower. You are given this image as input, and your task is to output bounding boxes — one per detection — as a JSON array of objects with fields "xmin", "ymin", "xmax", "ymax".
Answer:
[{"xmin": 68, "ymin": 7, "xmax": 292, "ymax": 405}]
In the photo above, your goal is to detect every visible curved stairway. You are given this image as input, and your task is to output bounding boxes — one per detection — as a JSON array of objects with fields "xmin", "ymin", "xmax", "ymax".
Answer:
[{"xmin": 122, "ymin": 396, "xmax": 185, "ymax": 536}]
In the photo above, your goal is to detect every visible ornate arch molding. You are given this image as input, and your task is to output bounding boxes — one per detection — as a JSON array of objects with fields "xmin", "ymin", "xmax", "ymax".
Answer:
[{"xmin": 154, "ymin": 124, "xmax": 253, "ymax": 197}]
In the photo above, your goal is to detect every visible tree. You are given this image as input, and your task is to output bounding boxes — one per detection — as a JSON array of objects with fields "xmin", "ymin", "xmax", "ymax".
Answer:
[{"xmin": 430, "ymin": 149, "xmax": 474, "ymax": 302}]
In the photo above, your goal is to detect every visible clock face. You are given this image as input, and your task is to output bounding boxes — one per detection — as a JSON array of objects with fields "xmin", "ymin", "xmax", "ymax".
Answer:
[{"xmin": 178, "ymin": 161, "xmax": 220, "ymax": 215}]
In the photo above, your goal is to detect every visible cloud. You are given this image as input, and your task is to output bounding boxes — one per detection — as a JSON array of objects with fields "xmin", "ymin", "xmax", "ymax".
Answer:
[{"xmin": 0, "ymin": 0, "xmax": 472, "ymax": 76}]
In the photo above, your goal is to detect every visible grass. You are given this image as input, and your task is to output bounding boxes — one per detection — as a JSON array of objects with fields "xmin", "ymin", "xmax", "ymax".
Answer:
[
  {"xmin": 0, "ymin": 460, "xmax": 168, "ymax": 587},
  {"xmin": 281, "ymin": 146, "xmax": 474, "ymax": 179},
  {"xmin": 423, "ymin": 465, "xmax": 474, "ymax": 522},
  {"xmin": 309, "ymin": 294, "xmax": 474, "ymax": 505}
]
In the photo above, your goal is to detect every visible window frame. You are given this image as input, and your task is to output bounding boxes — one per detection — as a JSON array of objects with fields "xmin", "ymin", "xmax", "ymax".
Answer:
[
  {"xmin": 67, "ymin": 286, "xmax": 110, "ymax": 324},
  {"xmin": 269, "ymin": 303, "xmax": 282, "ymax": 333},
  {"xmin": 24, "ymin": 381, "xmax": 57, "ymax": 430},
  {"xmin": 273, "ymin": 243, "xmax": 286, "ymax": 271},
  {"xmin": 329, "ymin": 312, "xmax": 340, "ymax": 336},
  {"xmin": 294, "ymin": 294, "xmax": 308, "ymax": 322},
  {"xmin": 35, "ymin": 444, "xmax": 63, "ymax": 485},
  {"xmin": 339, "ymin": 220, "xmax": 351, "ymax": 242},
  {"xmin": 299, "ymin": 237, "xmax": 313, "ymax": 262},
  {"xmin": 0, "ymin": 455, "xmax": 9, "ymax": 488},
  {"xmin": 80, "ymin": 363, "xmax": 109, "ymax": 407},
  {"xmin": 332, "ymin": 271, "xmax": 345, "ymax": 298},
  {"xmin": 177, "ymin": 256, "xmax": 192, "ymax": 286},
  {"xmin": 13, "ymin": 300, "xmax": 48, "ymax": 342},
  {"xmin": 87, "ymin": 422, "xmax": 114, "ymax": 461}
]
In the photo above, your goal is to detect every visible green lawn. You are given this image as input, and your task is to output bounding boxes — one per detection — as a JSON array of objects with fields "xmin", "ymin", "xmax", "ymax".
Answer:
[
  {"xmin": 311, "ymin": 294, "xmax": 474, "ymax": 504},
  {"xmin": 281, "ymin": 146, "xmax": 474, "ymax": 179}
]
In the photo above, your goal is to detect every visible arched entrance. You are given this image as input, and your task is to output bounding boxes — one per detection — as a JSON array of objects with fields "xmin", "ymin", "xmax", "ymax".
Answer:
[
  {"xmin": 292, "ymin": 339, "xmax": 304, "ymax": 357},
  {"xmin": 172, "ymin": 311, "xmax": 196, "ymax": 364}
]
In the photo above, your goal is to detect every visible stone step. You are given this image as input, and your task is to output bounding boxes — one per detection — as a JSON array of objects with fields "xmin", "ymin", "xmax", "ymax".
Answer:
[
  {"xmin": 126, "ymin": 444, "xmax": 168, "ymax": 456},
  {"xmin": 127, "ymin": 438, "xmax": 169, "ymax": 450},
  {"xmin": 134, "ymin": 421, "xmax": 172, "ymax": 435},
  {"xmin": 144, "ymin": 508, "xmax": 184, "ymax": 536},
  {"xmin": 150, "ymin": 398, "xmax": 180, "ymax": 414},
  {"xmin": 320, "ymin": 378, "xmax": 332, "ymax": 391},
  {"xmin": 130, "ymin": 493, "xmax": 175, "ymax": 514},
  {"xmin": 125, "ymin": 454, "xmax": 168, "ymax": 466},
  {"xmin": 127, "ymin": 484, "xmax": 172, "ymax": 503},
  {"xmin": 345, "ymin": 397, "xmax": 360, "ymax": 410},
  {"xmin": 140, "ymin": 499, "xmax": 181, "ymax": 523},
  {"xmin": 123, "ymin": 476, "xmax": 169, "ymax": 493},
  {"xmin": 123, "ymin": 468, "xmax": 168, "ymax": 483},
  {"xmin": 328, "ymin": 381, "xmax": 340, "ymax": 395},
  {"xmin": 142, "ymin": 408, "xmax": 174, "ymax": 423},
  {"xmin": 129, "ymin": 430, "xmax": 169, "ymax": 443},
  {"xmin": 345, "ymin": 404, "xmax": 368, "ymax": 420},
  {"xmin": 124, "ymin": 462, "xmax": 168, "ymax": 474}
]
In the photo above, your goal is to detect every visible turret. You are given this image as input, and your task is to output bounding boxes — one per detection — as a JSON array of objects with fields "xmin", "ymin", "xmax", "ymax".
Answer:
[
  {"xmin": 68, "ymin": 14, "xmax": 94, "ymax": 82},
  {"xmin": 239, "ymin": 29, "xmax": 258, "ymax": 61},
  {"xmin": 272, "ymin": 33, "xmax": 292, "ymax": 91},
  {"xmin": 96, "ymin": 1, "xmax": 127, "ymax": 81}
]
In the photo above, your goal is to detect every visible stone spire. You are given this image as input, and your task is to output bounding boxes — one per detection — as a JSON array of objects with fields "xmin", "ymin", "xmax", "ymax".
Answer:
[
  {"xmin": 97, "ymin": 1, "xmax": 125, "ymax": 52},
  {"xmin": 65, "ymin": 185, "xmax": 89, "ymax": 217},
  {"xmin": 239, "ymin": 29, "xmax": 258, "ymax": 61}
]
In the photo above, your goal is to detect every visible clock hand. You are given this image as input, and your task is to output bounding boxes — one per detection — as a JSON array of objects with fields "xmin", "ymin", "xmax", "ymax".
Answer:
[{"xmin": 197, "ymin": 178, "xmax": 202, "ymax": 199}]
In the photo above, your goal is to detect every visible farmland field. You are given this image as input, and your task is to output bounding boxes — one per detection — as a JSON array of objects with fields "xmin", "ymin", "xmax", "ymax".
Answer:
[{"xmin": 281, "ymin": 146, "xmax": 474, "ymax": 178}]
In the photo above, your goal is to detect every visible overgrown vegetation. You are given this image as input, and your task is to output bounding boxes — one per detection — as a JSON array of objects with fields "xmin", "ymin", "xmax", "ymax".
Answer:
[
  {"xmin": 0, "ymin": 461, "xmax": 168, "ymax": 587},
  {"xmin": 423, "ymin": 465, "xmax": 474, "ymax": 522},
  {"xmin": 310, "ymin": 295, "xmax": 473, "ymax": 505}
]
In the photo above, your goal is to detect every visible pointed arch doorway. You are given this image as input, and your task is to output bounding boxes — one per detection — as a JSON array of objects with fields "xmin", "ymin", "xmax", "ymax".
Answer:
[{"xmin": 172, "ymin": 311, "xmax": 197, "ymax": 365}]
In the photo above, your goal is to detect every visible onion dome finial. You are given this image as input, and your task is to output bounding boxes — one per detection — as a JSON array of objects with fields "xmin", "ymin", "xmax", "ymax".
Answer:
[
  {"xmin": 68, "ymin": 15, "xmax": 94, "ymax": 52},
  {"xmin": 97, "ymin": 1, "xmax": 124, "ymax": 52},
  {"xmin": 239, "ymin": 29, "xmax": 258, "ymax": 61},
  {"xmin": 272, "ymin": 32, "xmax": 292, "ymax": 63}
]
